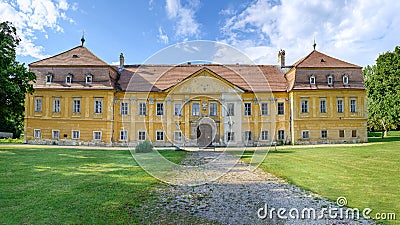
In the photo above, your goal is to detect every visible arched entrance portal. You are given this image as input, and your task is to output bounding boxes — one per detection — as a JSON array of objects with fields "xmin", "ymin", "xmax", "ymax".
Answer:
[{"xmin": 197, "ymin": 124, "xmax": 213, "ymax": 148}]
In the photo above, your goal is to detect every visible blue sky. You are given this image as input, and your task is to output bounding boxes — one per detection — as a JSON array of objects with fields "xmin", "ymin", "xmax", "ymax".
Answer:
[{"xmin": 1, "ymin": 0, "xmax": 400, "ymax": 67}]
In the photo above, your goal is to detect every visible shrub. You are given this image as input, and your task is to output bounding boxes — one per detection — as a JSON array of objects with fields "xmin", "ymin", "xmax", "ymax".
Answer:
[{"xmin": 135, "ymin": 140, "xmax": 154, "ymax": 153}]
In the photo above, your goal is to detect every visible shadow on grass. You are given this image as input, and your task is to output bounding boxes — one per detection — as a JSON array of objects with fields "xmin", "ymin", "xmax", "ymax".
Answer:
[
  {"xmin": 368, "ymin": 137, "xmax": 400, "ymax": 143},
  {"xmin": 239, "ymin": 150, "xmax": 295, "ymax": 159}
]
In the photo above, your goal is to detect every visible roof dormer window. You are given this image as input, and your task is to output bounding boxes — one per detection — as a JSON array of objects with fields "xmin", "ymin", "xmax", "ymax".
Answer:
[
  {"xmin": 343, "ymin": 75, "xmax": 349, "ymax": 85},
  {"xmin": 310, "ymin": 75, "xmax": 315, "ymax": 85},
  {"xmin": 46, "ymin": 73, "xmax": 53, "ymax": 84},
  {"xmin": 86, "ymin": 74, "xmax": 92, "ymax": 84},
  {"xmin": 66, "ymin": 74, "xmax": 72, "ymax": 85},
  {"xmin": 327, "ymin": 75, "xmax": 333, "ymax": 85}
]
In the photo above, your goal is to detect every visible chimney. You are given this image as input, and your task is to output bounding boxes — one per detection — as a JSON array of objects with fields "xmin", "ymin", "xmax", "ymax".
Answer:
[
  {"xmin": 278, "ymin": 49, "xmax": 285, "ymax": 67},
  {"xmin": 119, "ymin": 53, "xmax": 124, "ymax": 69}
]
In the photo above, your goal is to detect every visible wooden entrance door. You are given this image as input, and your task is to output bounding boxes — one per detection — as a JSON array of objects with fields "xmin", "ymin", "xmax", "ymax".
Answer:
[{"xmin": 197, "ymin": 124, "xmax": 212, "ymax": 148}]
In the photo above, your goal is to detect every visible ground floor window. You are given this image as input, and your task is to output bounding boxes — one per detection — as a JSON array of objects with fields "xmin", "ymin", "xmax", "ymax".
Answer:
[
  {"xmin": 321, "ymin": 130, "xmax": 328, "ymax": 139},
  {"xmin": 339, "ymin": 130, "xmax": 345, "ymax": 138},
  {"xmin": 156, "ymin": 131, "xmax": 164, "ymax": 141},
  {"xmin": 278, "ymin": 130, "xmax": 285, "ymax": 140},
  {"xmin": 261, "ymin": 130, "xmax": 269, "ymax": 140},
  {"xmin": 34, "ymin": 129, "xmax": 41, "ymax": 139},
  {"xmin": 138, "ymin": 131, "xmax": 146, "ymax": 141},
  {"xmin": 226, "ymin": 132, "xmax": 234, "ymax": 142},
  {"xmin": 120, "ymin": 130, "xmax": 128, "ymax": 141},
  {"xmin": 245, "ymin": 131, "xmax": 252, "ymax": 141},
  {"xmin": 93, "ymin": 131, "xmax": 102, "ymax": 141},
  {"xmin": 302, "ymin": 130, "xmax": 310, "ymax": 139},
  {"xmin": 174, "ymin": 131, "xmax": 182, "ymax": 142},
  {"xmin": 52, "ymin": 130, "xmax": 60, "ymax": 139},
  {"xmin": 352, "ymin": 130, "xmax": 357, "ymax": 138},
  {"xmin": 72, "ymin": 130, "xmax": 80, "ymax": 139}
]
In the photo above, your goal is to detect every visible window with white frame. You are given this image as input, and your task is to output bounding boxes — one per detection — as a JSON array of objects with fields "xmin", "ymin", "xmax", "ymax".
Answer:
[
  {"xmin": 73, "ymin": 99, "xmax": 81, "ymax": 113},
  {"xmin": 320, "ymin": 99, "xmax": 327, "ymax": 113},
  {"xmin": 321, "ymin": 130, "xmax": 328, "ymax": 138},
  {"xmin": 209, "ymin": 102, "xmax": 217, "ymax": 116},
  {"xmin": 156, "ymin": 103, "xmax": 164, "ymax": 116},
  {"xmin": 350, "ymin": 99, "xmax": 357, "ymax": 113},
  {"xmin": 337, "ymin": 99, "xmax": 344, "ymax": 113},
  {"xmin": 174, "ymin": 103, "xmax": 182, "ymax": 116},
  {"xmin": 261, "ymin": 103, "xmax": 268, "ymax": 115},
  {"xmin": 343, "ymin": 75, "xmax": 349, "ymax": 85},
  {"xmin": 34, "ymin": 129, "xmax": 41, "ymax": 139},
  {"xmin": 277, "ymin": 102, "xmax": 285, "ymax": 115},
  {"xmin": 156, "ymin": 131, "xmax": 164, "ymax": 141},
  {"xmin": 301, "ymin": 100, "xmax": 309, "ymax": 113},
  {"xmin": 66, "ymin": 74, "xmax": 72, "ymax": 84},
  {"xmin": 310, "ymin": 75, "xmax": 316, "ymax": 84},
  {"xmin": 227, "ymin": 103, "xmax": 234, "ymax": 116},
  {"xmin": 192, "ymin": 103, "xmax": 200, "ymax": 116},
  {"xmin": 53, "ymin": 99, "xmax": 61, "ymax": 113},
  {"xmin": 245, "ymin": 131, "xmax": 252, "ymax": 141},
  {"xmin": 86, "ymin": 74, "xmax": 92, "ymax": 84},
  {"xmin": 93, "ymin": 131, "xmax": 102, "ymax": 141},
  {"xmin": 302, "ymin": 130, "xmax": 310, "ymax": 139},
  {"xmin": 261, "ymin": 130, "xmax": 269, "ymax": 140},
  {"xmin": 278, "ymin": 130, "xmax": 285, "ymax": 140},
  {"xmin": 34, "ymin": 97, "xmax": 42, "ymax": 112},
  {"xmin": 327, "ymin": 75, "xmax": 333, "ymax": 85},
  {"xmin": 226, "ymin": 132, "xmax": 234, "ymax": 142},
  {"xmin": 120, "ymin": 102, "xmax": 128, "ymax": 115},
  {"xmin": 120, "ymin": 130, "xmax": 128, "ymax": 141},
  {"xmin": 138, "ymin": 131, "xmax": 146, "ymax": 141},
  {"xmin": 46, "ymin": 74, "xmax": 53, "ymax": 83},
  {"xmin": 174, "ymin": 131, "xmax": 182, "ymax": 142},
  {"xmin": 52, "ymin": 130, "xmax": 60, "ymax": 139},
  {"xmin": 72, "ymin": 130, "xmax": 80, "ymax": 139},
  {"xmin": 138, "ymin": 102, "xmax": 146, "ymax": 116},
  {"xmin": 94, "ymin": 100, "xmax": 103, "ymax": 114},
  {"xmin": 244, "ymin": 102, "xmax": 252, "ymax": 116}
]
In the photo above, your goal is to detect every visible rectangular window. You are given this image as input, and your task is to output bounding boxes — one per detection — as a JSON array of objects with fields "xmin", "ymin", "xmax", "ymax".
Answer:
[
  {"xmin": 52, "ymin": 130, "xmax": 60, "ymax": 139},
  {"xmin": 34, "ymin": 97, "xmax": 42, "ymax": 112},
  {"xmin": 277, "ymin": 102, "xmax": 285, "ymax": 115},
  {"xmin": 120, "ymin": 102, "xmax": 128, "ymax": 115},
  {"xmin": 261, "ymin": 103, "xmax": 268, "ymax": 115},
  {"xmin": 192, "ymin": 103, "xmax": 200, "ymax": 116},
  {"xmin": 261, "ymin": 130, "xmax": 269, "ymax": 140},
  {"xmin": 66, "ymin": 75, "xmax": 72, "ymax": 84},
  {"xmin": 209, "ymin": 102, "xmax": 217, "ymax": 116},
  {"xmin": 174, "ymin": 131, "xmax": 182, "ymax": 142},
  {"xmin": 227, "ymin": 103, "xmax": 235, "ymax": 116},
  {"xmin": 278, "ymin": 130, "xmax": 285, "ymax": 140},
  {"xmin": 72, "ymin": 130, "xmax": 80, "ymax": 139},
  {"xmin": 46, "ymin": 74, "xmax": 52, "ymax": 83},
  {"xmin": 73, "ymin": 99, "xmax": 81, "ymax": 113},
  {"xmin": 120, "ymin": 130, "xmax": 128, "ymax": 141},
  {"xmin": 34, "ymin": 129, "xmax": 41, "ymax": 138},
  {"xmin": 244, "ymin": 102, "xmax": 252, "ymax": 116},
  {"xmin": 226, "ymin": 132, "xmax": 234, "ymax": 142},
  {"xmin": 156, "ymin": 131, "xmax": 164, "ymax": 141},
  {"xmin": 53, "ymin": 99, "xmax": 61, "ymax": 113},
  {"xmin": 350, "ymin": 99, "xmax": 357, "ymax": 113},
  {"xmin": 301, "ymin": 100, "xmax": 309, "ymax": 113},
  {"xmin": 352, "ymin": 130, "xmax": 357, "ymax": 137},
  {"xmin": 245, "ymin": 131, "xmax": 252, "ymax": 141},
  {"xmin": 86, "ymin": 75, "xmax": 92, "ymax": 84},
  {"xmin": 156, "ymin": 103, "xmax": 164, "ymax": 116},
  {"xmin": 138, "ymin": 102, "xmax": 146, "ymax": 116},
  {"xmin": 93, "ymin": 131, "xmax": 102, "ymax": 141},
  {"xmin": 339, "ymin": 130, "xmax": 345, "ymax": 138},
  {"xmin": 302, "ymin": 130, "xmax": 310, "ymax": 139},
  {"xmin": 94, "ymin": 100, "xmax": 103, "ymax": 114},
  {"xmin": 321, "ymin": 130, "xmax": 328, "ymax": 139},
  {"xmin": 337, "ymin": 99, "xmax": 344, "ymax": 113},
  {"xmin": 138, "ymin": 131, "xmax": 146, "ymax": 141},
  {"xmin": 174, "ymin": 103, "xmax": 182, "ymax": 116},
  {"xmin": 320, "ymin": 100, "xmax": 326, "ymax": 113}
]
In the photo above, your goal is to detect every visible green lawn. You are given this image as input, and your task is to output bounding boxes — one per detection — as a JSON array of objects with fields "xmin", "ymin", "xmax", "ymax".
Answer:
[
  {"xmin": 238, "ymin": 137, "xmax": 400, "ymax": 224},
  {"xmin": 0, "ymin": 147, "xmax": 186, "ymax": 224}
]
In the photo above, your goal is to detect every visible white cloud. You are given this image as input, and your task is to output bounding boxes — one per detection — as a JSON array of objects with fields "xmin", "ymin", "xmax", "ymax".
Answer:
[
  {"xmin": 220, "ymin": 0, "xmax": 400, "ymax": 66},
  {"xmin": 165, "ymin": 0, "xmax": 201, "ymax": 39},
  {"xmin": 0, "ymin": 0, "xmax": 74, "ymax": 59},
  {"xmin": 158, "ymin": 26, "xmax": 169, "ymax": 44}
]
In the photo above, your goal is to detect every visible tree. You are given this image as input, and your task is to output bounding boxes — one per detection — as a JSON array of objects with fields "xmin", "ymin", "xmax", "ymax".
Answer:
[
  {"xmin": 363, "ymin": 46, "xmax": 400, "ymax": 137},
  {"xmin": 0, "ymin": 21, "xmax": 36, "ymax": 138}
]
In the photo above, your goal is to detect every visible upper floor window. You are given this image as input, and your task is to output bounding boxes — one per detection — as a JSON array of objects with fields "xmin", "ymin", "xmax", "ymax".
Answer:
[
  {"xmin": 337, "ymin": 99, "xmax": 344, "ymax": 113},
  {"xmin": 261, "ymin": 103, "xmax": 268, "ymax": 116},
  {"xmin": 66, "ymin": 74, "xmax": 72, "ymax": 85},
  {"xmin": 301, "ymin": 100, "xmax": 309, "ymax": 113},
  {"xmin": 244, "ymin": 102, "xmax": 252, "ymax": 116},
  {"xmin": 192, "ymin": 103, "xmax": 200, "ymax": 116},
  {"xmin": 138, "ymin": 102, "xmax": 146, "ymax": 116},
  {"xmin": 174, "ymin": 103, "xmax": 182, "ymax": 116},
  {"xmin": 209, "ymin": 102, "xmax": 218, "ymax": 116},
  {"xmin": 86, "ymin": 74, "xmax": 93, "ymax": 84},
  {"xmin": 227, "ymin": 103, "xmax": 234, "ymax": 116},
  {"xmin": 120, "ymin": 102, "xmax": 128, "ymax": 115},
  {"xmin": 327, "ymin": 75, "xmax": 333, "ymax": 85},
  {"xmin": 94, "ymin": 100, "xmax": 103, "ymax": 114},
  {"xmin": 343, "ymin": 75, "xmax": 349, "ymax": 85},
  {"xmin": 34, "ymin": 97, "xmax": 42, "ymax": 112},
  {"xmin": 53, "ymin": 99, "xmax": 61, "ymax": 113},
  {"xmin": 310, "ymin": 75, "xmax": 315, "ymax": 85},
  {"xmin": 350, "ymin": 99, "xmax": 357, "ymax": 113},
  {"xmin": 156, "ymin": 103, "xmax": 164, "ymax": 116},
  {"xmin": 277, "ymin": 102, "xmax": 285, "ymax": 115},
  {"xmin": 320, "ymin": 99, "xmax": 327, "ymax": 113},
  {"xmin": 46, "ymin": 74, "xmax": 53, "ymax": 84},
  {"xmin": 73, "ymin": 99, "xmax": 81, "ymax": 113}
]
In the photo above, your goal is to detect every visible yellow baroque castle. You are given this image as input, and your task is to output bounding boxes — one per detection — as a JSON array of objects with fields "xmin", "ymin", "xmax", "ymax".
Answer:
[{"xmin": 24, "ymin": 45, "xmax": 367, "ymax": 147}]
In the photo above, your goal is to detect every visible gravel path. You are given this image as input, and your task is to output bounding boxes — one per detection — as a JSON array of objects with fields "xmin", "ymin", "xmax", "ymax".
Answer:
[{"xmin": 137, "ymin": 150, "xmax": 375, "ymax": 225}]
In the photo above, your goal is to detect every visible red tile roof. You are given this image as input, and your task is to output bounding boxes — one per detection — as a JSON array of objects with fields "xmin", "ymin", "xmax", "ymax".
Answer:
[{"xmin": 293, "ymin": 50, "xmax": 362, "ymax": 68}]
